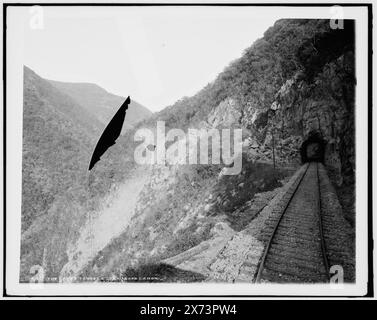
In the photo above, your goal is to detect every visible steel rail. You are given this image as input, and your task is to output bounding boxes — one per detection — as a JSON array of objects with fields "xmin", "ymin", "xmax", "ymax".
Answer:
[
  {"xmin": 254, "ymin": 162, "xmax": 311, "ymax": 283},
  {"xmin": 316, "ymin": 162, "xmax": 330, "ymax": 281}
]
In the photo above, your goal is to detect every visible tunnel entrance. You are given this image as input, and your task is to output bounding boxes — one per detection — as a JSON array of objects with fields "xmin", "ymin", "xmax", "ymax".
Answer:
[{"xmin": 300, "ymin": 133, "xmax": 326, "ymax": 163}]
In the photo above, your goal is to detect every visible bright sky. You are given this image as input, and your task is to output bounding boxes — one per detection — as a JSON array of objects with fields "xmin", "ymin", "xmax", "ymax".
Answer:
[{"xmin": 23, "ymin": 6, "xmax": 279, "ymax": 111}]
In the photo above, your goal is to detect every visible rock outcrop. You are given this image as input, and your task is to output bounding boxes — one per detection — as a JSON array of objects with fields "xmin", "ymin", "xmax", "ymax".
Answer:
[{"xmin": 249, "ymin": 51, "xmax": 355, "ymax": 186}]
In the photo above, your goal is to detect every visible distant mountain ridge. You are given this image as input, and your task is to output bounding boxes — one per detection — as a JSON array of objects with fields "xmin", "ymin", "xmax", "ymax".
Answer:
[{"xmin": 48, "ymin": 79, "xmax": 152, "ymax": 131}]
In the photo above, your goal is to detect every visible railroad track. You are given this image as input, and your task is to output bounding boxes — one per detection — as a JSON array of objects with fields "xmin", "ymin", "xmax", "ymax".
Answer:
[{"xmin": 255, "ymin": 162, "xmax": 331, "ymax": 283}]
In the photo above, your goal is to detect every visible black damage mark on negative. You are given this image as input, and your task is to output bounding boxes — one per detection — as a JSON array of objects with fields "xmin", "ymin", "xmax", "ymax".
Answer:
[{"xmin": 89, "ymin": 96, "xmax": 131, "ymax": 171}]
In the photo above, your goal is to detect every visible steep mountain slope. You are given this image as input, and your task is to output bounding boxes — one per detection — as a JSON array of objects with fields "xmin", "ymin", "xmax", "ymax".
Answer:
[
  {"xmin": 22, "ymin": 66, "xmax": 100, "ymax": 231},
  {"xmin": 153, "ymin": 20, "xmax": 355, "ymax": 186},
  {"xmin": 22, "ymin": 66, "xmax": 99, "ymax": 280},
  {"xmin": 49, "ymin": 80, "xmax": 152, "ymax": 131},
  {"xmin": 21, "ymin": 66, "xmax": 137, "ymax": 281},
  {"xmin": 73, "ymin": 19, "xmax": 355, "ymax": 281}
]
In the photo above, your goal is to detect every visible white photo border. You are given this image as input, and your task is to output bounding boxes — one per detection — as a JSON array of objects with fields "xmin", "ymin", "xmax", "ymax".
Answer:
[{"xmin": 3, "ymin": 2, "xmax": 372, "ymax": 297}]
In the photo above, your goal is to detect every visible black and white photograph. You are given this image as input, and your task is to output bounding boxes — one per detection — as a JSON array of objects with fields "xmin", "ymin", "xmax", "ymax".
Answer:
[{"xmin": 2, "ymin": 2, "xmax": 372, "ymax": 299}]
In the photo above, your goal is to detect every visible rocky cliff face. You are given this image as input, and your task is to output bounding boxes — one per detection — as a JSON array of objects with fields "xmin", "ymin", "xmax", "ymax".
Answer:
[
  {"xmin": 244, "ymin": 22, "xmax": 355, "ymax": 188},
  {"xmin": 250, "ymin": 51, "xmax": 355, "ymax": 186}
]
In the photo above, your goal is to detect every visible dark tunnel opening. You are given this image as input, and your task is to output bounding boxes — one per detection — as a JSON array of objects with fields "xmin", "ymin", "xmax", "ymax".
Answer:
[{"xmin": 300, "ymin": 132, "xmax": 327, "ymax": 163}]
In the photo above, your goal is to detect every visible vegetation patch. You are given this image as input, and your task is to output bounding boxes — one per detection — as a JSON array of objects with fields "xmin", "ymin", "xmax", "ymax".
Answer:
[{"xmin": 209, "ymin": 156, "xmax": 292, "ymax": 230}]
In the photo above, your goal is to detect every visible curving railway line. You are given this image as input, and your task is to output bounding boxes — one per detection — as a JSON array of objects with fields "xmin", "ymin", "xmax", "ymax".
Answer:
[
  {"xmin": 163, "ymin": 161, "xmax": 354, "ymax": 283},
  {"xmin": 255, "ymin": 162, "xmax": 331, "ymax": 283}
]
